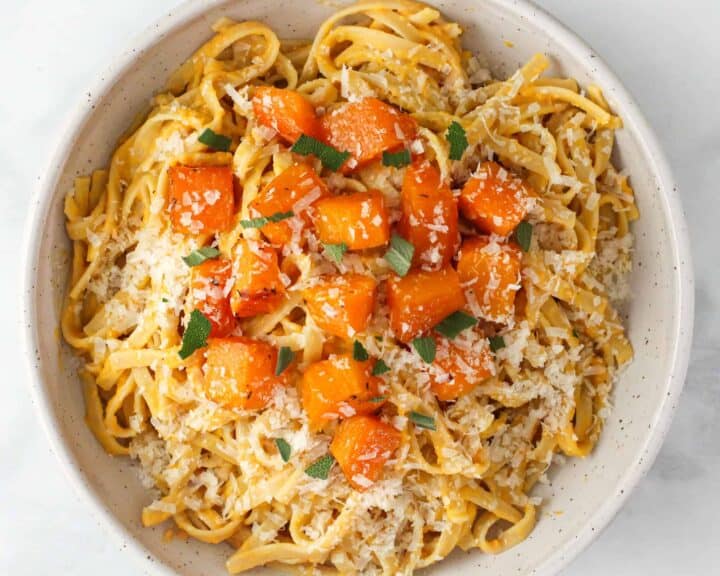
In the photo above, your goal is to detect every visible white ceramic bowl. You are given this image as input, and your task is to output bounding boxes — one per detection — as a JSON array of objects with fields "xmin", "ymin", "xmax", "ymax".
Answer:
[{"xmin": 22, "ymin": 1, "xmax": 694, "ymax": 574}]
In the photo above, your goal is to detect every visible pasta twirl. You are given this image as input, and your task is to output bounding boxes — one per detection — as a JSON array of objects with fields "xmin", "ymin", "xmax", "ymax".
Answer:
[{"xmin": 61, "ymin": 1, "xmax": 638, "ymax": 574}]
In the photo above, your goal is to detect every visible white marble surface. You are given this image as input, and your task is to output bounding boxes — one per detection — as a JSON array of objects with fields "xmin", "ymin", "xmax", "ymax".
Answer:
[{"xmin": 1, "ymin": 0, "xmax": 718, "ymax": 574}]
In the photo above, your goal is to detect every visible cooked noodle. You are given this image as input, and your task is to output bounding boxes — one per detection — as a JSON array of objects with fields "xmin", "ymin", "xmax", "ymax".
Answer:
[{"xmin": 61, "ymin": 1, "xmax": 637, "ymax": 573}]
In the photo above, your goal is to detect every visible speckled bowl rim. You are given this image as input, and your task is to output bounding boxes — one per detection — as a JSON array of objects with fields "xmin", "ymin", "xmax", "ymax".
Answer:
[{"xmin": 21, "ymin": 1, "xmax": 694, "ymax": 575}]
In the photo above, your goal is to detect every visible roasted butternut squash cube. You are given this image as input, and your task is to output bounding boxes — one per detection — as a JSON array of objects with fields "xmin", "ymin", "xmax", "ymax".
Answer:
[
  {"xmin": 168, "ymin": 165, "xmax": 235, "ymax": 235},
  {"xmin": 456, "ymin": 236, "xmax": 522, "ymax": 323},
  {"xmin": 459, "ymin": 161, "xmax": 533, "ymax": 236},
  {"xmin": 300, "ymin": 355, "xmax": 384, "ymax": 430},
  {"xmin": 398, "ymin": 158, "xmax": 459, "ymax": 269},
  {"xmin": 387, "ymin": 267, "xmax": 465, "ymax": 342},
  {"xmin": 430, "ymin": 336, "xmax": 494, "ymax": 401},
  {"xmin": 321, "ymin": 98, "xmax": 417, "ymax": 171},
  {"xmin": 303, "ymin": 274, "xmax": 377, "ymax": 339},
  {"xmin": 230, "ymin": 239, "xmax": 285, "ymax": 317},
  {"xmin": 330, "ymin": 415, "xmax": 401, "ymax": 490},
  {"xmin": 249, "ymin": 164, "xmax": 330, "ymax": 245},
  {"xmin": 203, "ymin": 337, "xmax": 287, "ymax": 410},
  {"xmin": 252, "ymin": 86, "xmax": 322, "ymax": 143},
  {"xmin": 190, "ymin": 258, "xmax": 235, "ymax": 337},
  {"xmin": 314, "ymin": 190, "xmax": 390, "ymax": 250}
]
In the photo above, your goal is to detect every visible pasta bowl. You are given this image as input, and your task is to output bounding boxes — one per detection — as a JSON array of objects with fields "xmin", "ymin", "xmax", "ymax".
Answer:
[{"xmin": 22, "ymin": 0, "xmax": 693, "ymax": 574}]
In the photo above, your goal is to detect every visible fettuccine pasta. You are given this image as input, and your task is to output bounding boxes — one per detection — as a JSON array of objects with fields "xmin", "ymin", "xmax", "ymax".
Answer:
[{"xmin": 61, "ymin": 1, "xmax": 637, "ymax": 574}]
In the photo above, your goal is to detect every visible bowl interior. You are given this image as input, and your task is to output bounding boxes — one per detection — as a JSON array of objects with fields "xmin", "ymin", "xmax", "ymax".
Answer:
[{"xmin": 26, "ymin": 0, "xmax": 691, "ymax": 574}]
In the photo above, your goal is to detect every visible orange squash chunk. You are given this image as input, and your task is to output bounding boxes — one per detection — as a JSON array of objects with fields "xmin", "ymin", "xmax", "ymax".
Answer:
[
  {"xmin": 230, "ymin": 239, "xmax": 286, "ymax": 317},
  {"xmin": 456, "ymin": 236, "xmax": 522, "ymax": 322},
  {"xmin": 430, "ymin": 336, "xmax": 494, "ymax": 401},
  {"xmin": 459, "ymin": 161, "xmax": 533, "ymax": 236},
  {"xmin": 249, "ymin": 164, "xmax": 330, "ymax": 245},
  {"xmin": 300, "ymin": 355, "xmax": 384, "ymax": 430},
  {"xmin": 190, "ymin": 258, "xmax": 235, "ymax": 337},
  {"xmin": 252, "ymin": 86, "xmax": 322, "ymax": 143},
  {"xmin": 203, "ymin": 337, "xmax": 287, "ymax": 410},
  {"xmin": 168, "ymin": 165, "xmax": 235, "ymax": 235},
  {"xmin": 398, "ymin": 158, "xmax": 459, "ymax": 269},
  {"xmin": 330, "ymin": 415, "xmax": 401, "ymax": 490},
  {"xmin": 321, "ymin": 98, "xmax": 417, "ymax": 171},
  {"xmin": 314, "ymin": 190, "xmax": 390, "ymax": 250},
  {"xmin": 387, "ymin": 267, "xmax": 465, "ymax": 342},
  {"xmin": 303, "ymin": 274, "xmax": 377, "ymax": 339}
]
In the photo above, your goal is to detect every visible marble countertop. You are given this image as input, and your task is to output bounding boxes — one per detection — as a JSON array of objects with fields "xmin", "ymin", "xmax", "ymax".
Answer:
[{"xmin": 1, "ymin": 0, "xmax": 718, "ymax": 574}]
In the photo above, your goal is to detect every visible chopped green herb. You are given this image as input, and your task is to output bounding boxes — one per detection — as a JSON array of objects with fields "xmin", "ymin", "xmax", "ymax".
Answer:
[
  {"xmin": 489, "ymin": 335, "xmax": 506, "ymax": 353},
  {"xmin": 240, "ymin": 210, "xmax": 294, "ymax": 229},
  {"xmin": 198, "ymin": 128, "xmax": 232, "ymax": 152},
  {"xmin": 409, "ymin": 411, "xmax": 436, "ymax": 430},
  {"xmin": 434, "ymin": 311, "xmax": 478, "ymax": 339},
  {"xmin": 268, "ymin": 211, "xmax": 294, "ymax": 222},
  {"xmin": 275, "ymin": 346, "xmax": 294, "ymax": 376},
  {"xmin": 178, "ymin": 310, "xmax": 212, "ymax": 359},
  {"xmin": 384, "ymin": 233, "xmax": 415, "ymax": 277},
  {"xmin": 161, "ymin": 297, "xmax": 169, "ymax": 303},
  {"xmin": 371, "ymin": 359, "xmax": 390, "ymax": 376},
  {"xmin": 515, "ymin": 221, "xmax": 533, "ymax": 252},
  {"xmin": 291, "ymin": 134, "xmax": 350, "ymax": 171},
  {"xmin": 369, "ymin": 395, "xmax": 387, "ymax": 403},
  {"xmin": 353, "ymin": 340, "xmax": 369, "ymax": 362},
  {"xmin": 572, "ymin": 329, "xmax": 580, "ymax": 338},
  {"xmin": 274, "ymin": 438, "xmax": 292, "ymax": 462},
  {"xmin": 446, "ymin": 121, "xmax": 469, "ymax": 161},
  {"xmin": 323, "ymin": 242, "xmax": 348, "ymax": 264},
  {"xmin": 305, "ymin": 454, "xmax": 335, "ymax": 479},
  {"xmin": 182, "ymin": 246, "xmax": 220, "ymax": 267},
  {"xmin": 382, "ymin": 149, "xmax": 412, "ymax": 168},
  {"xmin": 412, "ymin": 336, "xmax": 436, "ymax": 363}
]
